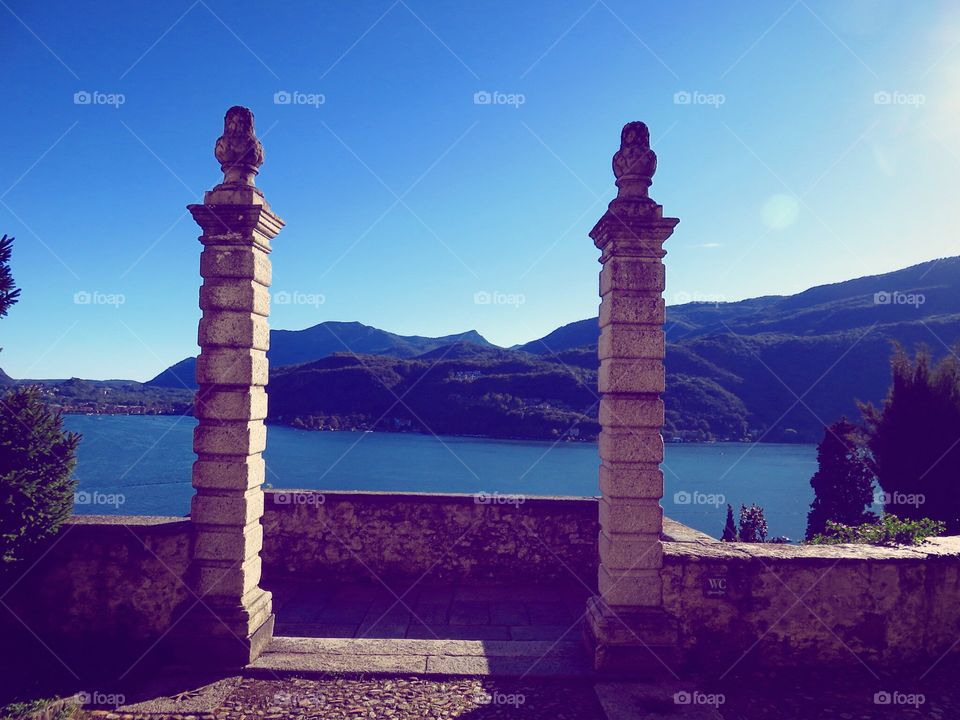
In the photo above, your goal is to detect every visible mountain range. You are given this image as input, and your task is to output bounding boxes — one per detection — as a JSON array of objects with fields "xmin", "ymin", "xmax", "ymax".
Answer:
[{"xmin": 7, "ymin": 256, "xmax": 960, "ymax": 442}]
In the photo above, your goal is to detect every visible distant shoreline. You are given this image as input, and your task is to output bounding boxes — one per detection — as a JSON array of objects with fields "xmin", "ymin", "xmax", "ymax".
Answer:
[{"xmin": 61, "ymin": 412, "xmax": 812, "ymax": 445}]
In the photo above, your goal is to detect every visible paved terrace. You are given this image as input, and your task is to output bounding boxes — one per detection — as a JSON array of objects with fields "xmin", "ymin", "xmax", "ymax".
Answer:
[{"xmin": 270, "ymin": 581, "xmax": 590, "ymax": 641}]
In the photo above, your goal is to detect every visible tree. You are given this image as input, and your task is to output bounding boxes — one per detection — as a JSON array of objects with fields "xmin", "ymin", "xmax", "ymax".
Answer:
[
  {"xmin": 861, "ymin": 346, "xmax": 960, "ymax": 533},
  {"xmin": 0, "ymin": 386, "xmax": 79, "ymax": 566},
  {"xmin": 738, "ymin": 504, "xmax": 768, "ymax": 543},
  {"xmin": 0, "ymin": 234, "xmax": 20, "ymax": 319},
  {"xmin": 805, "ymin": 418, "xmax": 876, "ymax": 540},
  {"xmin": 0, "ymin": 235, "xmax": 79, "ymax": 569},
  {"xmin": 721, "ymin": 504, "xmax": 738, "ymax": 541}
]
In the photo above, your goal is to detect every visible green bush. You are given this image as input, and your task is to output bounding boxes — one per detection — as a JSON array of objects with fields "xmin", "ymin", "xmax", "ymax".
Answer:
[
  {"xmin": 0, "ymin": 386, "xmax": 79, "ymax": 566},
  {"xmin": 806, "ymin": 417, "xmax": 876, "ymax": 540},
  {"xmin": 738, "ymin": 503, "xmax": 768, "ymax": 543},
  {"xmin": 808, "ymin": 514, "xmax": 945, "ymax": 547},
  {"xmin": 861, "ymin": 346, "xmax": 960, "ymax": 532}
]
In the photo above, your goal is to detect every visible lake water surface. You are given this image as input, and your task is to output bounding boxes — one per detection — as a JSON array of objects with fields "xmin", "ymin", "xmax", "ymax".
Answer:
[{"xmin": 64, "ymin": 415, "xmax": 818, "ymax": 541}]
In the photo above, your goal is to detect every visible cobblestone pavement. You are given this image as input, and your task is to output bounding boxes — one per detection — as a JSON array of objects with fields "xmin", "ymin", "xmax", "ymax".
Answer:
[
  {"xmin": 51, "ymin": 658, "xmax": 960, "ymax": 720},
  {"xmin": 79, "ymin": 676, "xmax": 604, "ymax": 720},
  {"xmin": 708, "ymin": 666, "xmax": 958, "ymax": 720}
]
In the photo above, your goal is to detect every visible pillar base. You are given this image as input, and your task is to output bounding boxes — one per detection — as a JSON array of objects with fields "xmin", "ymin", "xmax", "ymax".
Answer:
[
  {"xmin": 585, "ymin": 595, "xmax": 680, "ymax": 677},
  {"xmin": 172, "ymin": 587, "xmax": 275, "ymax": 667}
]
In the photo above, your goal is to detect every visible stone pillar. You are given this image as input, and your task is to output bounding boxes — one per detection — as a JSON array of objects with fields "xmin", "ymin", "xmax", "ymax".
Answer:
[
  {"xmin": 585, "ymin": 122, "xmax": 679, "ymax": 673},
  {"xmin": 184, "ymin": 106, "xmax": 283, "ymax": 666}
]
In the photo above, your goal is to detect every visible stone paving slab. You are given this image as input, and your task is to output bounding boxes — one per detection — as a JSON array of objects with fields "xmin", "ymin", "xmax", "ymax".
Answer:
[
  {"xmin": 510, "ymin": 624, "xmax": 581, "ymax": 640},
  {"xmin": 254, "ymin": 637, "xmax": 591, "ymax": 678},
  {"xmin": 405, "ymin": 623, "xmax": 513, "ymax": 640},
  {"xmin": 249, "ymin": 652, "xmax": 428, "ymax": 675},
  {"xmin": 268, "ymin": 580, "xmax": 589, "ymax": 642}
]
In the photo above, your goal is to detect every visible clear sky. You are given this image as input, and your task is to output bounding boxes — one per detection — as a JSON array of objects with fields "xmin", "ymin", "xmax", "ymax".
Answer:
[{"xmin": 1, "ymin": 0, "xmax": 957, "ymax": 380}]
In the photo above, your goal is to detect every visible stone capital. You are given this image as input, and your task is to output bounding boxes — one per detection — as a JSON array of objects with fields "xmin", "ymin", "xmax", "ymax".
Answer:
[
  {"xmin": 590, "ymin": 212, "xmax": 679, "ymax": 260},
  {"xmin": 188, "ymin": 204, "xmax": 285, "ymax": 252}
]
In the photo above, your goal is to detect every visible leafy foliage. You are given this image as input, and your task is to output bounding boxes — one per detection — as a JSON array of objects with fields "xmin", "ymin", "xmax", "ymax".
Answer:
[
  {"xmin": 2, "ymin": 696, "xmax": 77, "ymax": 720},
  {"xmin": 0, "ymin": 234, "xmax": 20, "ymax": 319},
  {"xmin": 806, "ymin": 418, "xmax": 876, "ymax": 540},
  {"xmin": 809, "ymin": 514, "xmax": 945, "ymax": 546},
  {"xmin": 0, "ymin": 387, "xmax": 79, "ymax": 566},
  {"xmin": 738, "ymin": 504, "xmax": 768, "ymax": 543},
  {"xmin": 721, "ymin": 504, "xmax": 738, "ymax": 541},
  {"xmin": 860, "ymin": 346, "xmax": 960, "ymax": 532}
]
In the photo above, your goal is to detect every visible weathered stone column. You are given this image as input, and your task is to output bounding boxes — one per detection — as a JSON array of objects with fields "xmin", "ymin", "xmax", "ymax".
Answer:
[
  {"xmin": 586, "ymin": 122, "xmax": 679, "ymax": 673},
  {"xmin": 184, "ymin": 106, "xmax": 283, "ymax": 665}
]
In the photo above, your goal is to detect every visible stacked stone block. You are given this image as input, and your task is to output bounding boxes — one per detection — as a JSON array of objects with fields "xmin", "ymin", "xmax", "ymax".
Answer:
[
  {"xmin": 586, "ymin": 122, "xmax": 679, "ymax": 673},
  {"xmin": 184, "ymin": 107, "xmax": 283, "ymax": 665}
]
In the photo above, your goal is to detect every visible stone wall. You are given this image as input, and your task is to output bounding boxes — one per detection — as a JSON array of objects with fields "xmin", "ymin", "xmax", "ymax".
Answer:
[
  {"xmin": 2, "ymin": 515, "xmax": 191, "ymax": 661},
  {"xmin": 662, "ymin": 535, "xmax": 960, "ymax": 669},
  {"xmin": 7, "ymin": 496, "xmax": 960, "ymax": 673},
  {"xmin": 260, "ymin": 490, "xmax": 600, "ymax": 587}
]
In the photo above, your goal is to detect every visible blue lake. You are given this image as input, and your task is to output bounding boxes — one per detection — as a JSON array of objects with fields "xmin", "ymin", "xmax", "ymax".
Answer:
[{"xmin": 64, "ymin": 415, "xmax": 818, "ymax": 541}]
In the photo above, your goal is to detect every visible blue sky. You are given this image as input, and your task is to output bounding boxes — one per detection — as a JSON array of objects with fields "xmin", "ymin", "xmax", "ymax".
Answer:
[{"xmin": 1, "ymin": 0, "xmax": 957, "ymax": 380}]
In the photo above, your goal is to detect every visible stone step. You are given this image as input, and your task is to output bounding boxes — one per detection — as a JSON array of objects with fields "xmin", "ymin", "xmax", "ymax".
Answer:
[{"xmin": 248, "ymin": 636, "xmax": 593, "ymax": 678}]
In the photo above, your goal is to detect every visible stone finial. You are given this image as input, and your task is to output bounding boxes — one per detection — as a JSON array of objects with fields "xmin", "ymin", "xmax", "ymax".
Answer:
[
  {"xmin": 214, "ymin": 106, "xmax": 265, "ymax": 190},
  {"xmin": 612, "ymin": 121, "xmax": 657, "ymax": 202}
]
